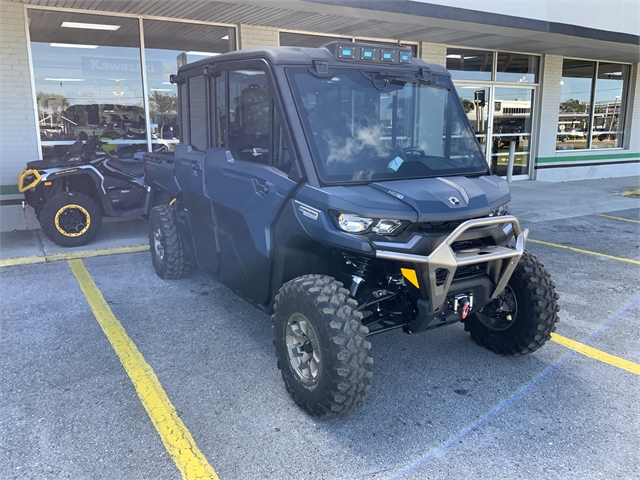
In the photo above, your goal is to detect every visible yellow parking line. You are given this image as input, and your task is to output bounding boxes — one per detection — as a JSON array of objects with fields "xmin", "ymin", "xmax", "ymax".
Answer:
[
  {"xmin": 551, "ymin": 333, "xmax": 640, "ymax": 375},
  {"xmin": 0, "ymin": 255, "xmax": 46, "ymax": 268},
  {"xmin": 0, "ymin": 244, "xmax": 148, "ymax": 268},
  {"xmin": 68, "ymin": 259, "xmax": 218, "ymax": 480},
  {"xmin": 596, "ymin": 213, "xmax": 640, "ymax": 224},
  {"xmin": 622, "ymin": 189, "xmax": 640, "ymax": 198},
  {"xmin": 528, "ymin": 239, "xmax": 640, "ymax": 265}
]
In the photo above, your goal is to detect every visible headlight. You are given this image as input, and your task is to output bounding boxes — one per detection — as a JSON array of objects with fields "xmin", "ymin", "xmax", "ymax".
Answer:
[
  {"xmin": 336, "ymin": 214, "xmax": 405, "ymax": 235},
  {"xmin": 488, "ymin": 205, "xmax": 507, "ymax": 217},
  {"xmin": 338, "ymin": 214, "xmax": 373, "ymax": 233},
  {"xmin": 372, "ymin": 219, "xmax": 403, "ymax": 234}
]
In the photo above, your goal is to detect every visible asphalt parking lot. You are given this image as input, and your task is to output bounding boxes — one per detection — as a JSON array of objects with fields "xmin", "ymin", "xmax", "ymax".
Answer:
[{"xmin": 1, "ymin": 181, "xmax": 639, "ymax": 479}]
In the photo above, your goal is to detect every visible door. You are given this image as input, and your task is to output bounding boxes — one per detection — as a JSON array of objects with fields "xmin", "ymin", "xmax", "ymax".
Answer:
[
  {"xmin": 456, "ymin": 85, "xmax": 490, "ymax": 156},
  {"xmin": 204, "ymin": 64, "xmax": 298, "ymax": 306},
  {"xmin": 174, "ymin": 75, "xmax": 220, "ymax": 275},
  {"xmin": 489, "ymin": 87, "xmax": 534, "ymax": 176}
]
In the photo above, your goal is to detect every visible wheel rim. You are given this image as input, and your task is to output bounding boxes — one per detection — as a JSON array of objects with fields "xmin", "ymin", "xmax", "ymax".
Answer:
[
  {"xmin": 153, "ymin": 227, "xmax": 164, "ymax": 261},
  {"xmin": 285, "ymin": 313, "xmax": 322, "ymax": 385},
  {"xmin": 475, "ymin": 285, "xmax": 518, "ymax": 331},
  {"xmin": 54, "ymin": 204, "xmax": 90, "ymax": 237}
]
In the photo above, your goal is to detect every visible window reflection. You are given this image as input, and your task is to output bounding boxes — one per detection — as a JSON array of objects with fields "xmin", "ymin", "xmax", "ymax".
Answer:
[
  {"xmin": 592, "ymin": 63, "xmax": 628, "ymax": 149},
  {"xmin": 143, "ymin": 20, "xmax": 235, "ymax": 150},
  {"xmin": 455, "ymin": 86, "xmax": 489, "ymax": 154},
  {"xmin": 446, "ymin": 49, "xmax": 493, "ymax": 81},
  {"xmin": 29, "ymin": 10, "xmax": 145, "ymax": 159},
  {"xmin": 557, "ymin": 60, "xmax": 627, "ymax": 151},
  {"xmin": 491, "ymin": 88, "xmax": 534, "ymax": 176},
  {"xmin": 557, "ymin": 60, "xmax": 594, "ymax": 151},
  {"xmin": 496, "ymin": 53, "xmax": 539, "ymax": 83}
]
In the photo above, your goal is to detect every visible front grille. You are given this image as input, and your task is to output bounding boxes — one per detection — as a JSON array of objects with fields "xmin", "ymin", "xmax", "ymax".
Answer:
[
  {"xmin": 451, "ymin": 237, "xmax": 493, "ymax": 251},
  {"xmin": 418, "ymin": 220, "xmax": 464, "ymax": 231},
  {"xmin": 435, "ymin": 263, "xmax": 488, "ymax": 287}
]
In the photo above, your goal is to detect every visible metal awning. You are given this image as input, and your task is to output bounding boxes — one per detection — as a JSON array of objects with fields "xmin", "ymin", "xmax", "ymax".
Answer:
[{"xmin": 12, "ymin": 0, "xmax": 640, "ymax": 63}]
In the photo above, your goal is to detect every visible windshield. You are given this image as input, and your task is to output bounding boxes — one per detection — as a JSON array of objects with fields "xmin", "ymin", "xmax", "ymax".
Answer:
[{"xmin": 287, "ymin": 68, "xmax": 488, "ymax": 183}]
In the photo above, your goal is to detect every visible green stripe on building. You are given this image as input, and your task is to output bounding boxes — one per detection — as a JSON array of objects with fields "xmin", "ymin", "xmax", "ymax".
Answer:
[
  {"xmin": 536, "ymin": 152, "xmax": 640, "ymax": 164},
  {"xmin": 0, "ymin": 185, "xmax": 20, "ymax": 195}
]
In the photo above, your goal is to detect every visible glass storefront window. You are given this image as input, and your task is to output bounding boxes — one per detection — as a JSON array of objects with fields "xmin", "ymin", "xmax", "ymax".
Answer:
[
  {"xmin": 143, "ymin": 20, "xmax": 235, "ymax": 150},
  {"xmin": 28, "ymin": 9, "xmax": 235, "ymax": 159},
  {"xmin": 446, "ymin": 49, "xmax": 493, "ymax": 81},
  {"xmin": 592, "ymin": 63, "xmax": 629, "ymax": 149},
  {"xmin": 496, "ymin": 53, "xmax": 539, "ymax": 83},
  {"xmin": 29, "ymin": 10, "xmax": 146, "ymax": 159},
  {"xmin": 557, "ymin": 59, "xmax": 594, "ymax": 150},
  {"xmin": 557, "ymin": 60, "xmax": 628, "ymax": 151}
]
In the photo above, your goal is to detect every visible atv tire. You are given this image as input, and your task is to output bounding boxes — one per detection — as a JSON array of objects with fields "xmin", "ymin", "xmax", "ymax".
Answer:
[
  {"xmin": 149, "ymin": 204, "xmax": 192, "ymax": 279},
  {"xmin": 272, "ymin": 275, "xmax": 373, "ymax": 418},
  {"xmin": 463, "ymin": 251, "xmax": 559, "ymax": 356},
  {"xmin": 40, "ymin": 191, "xmax": 102, "ymax": 247},
  {"xmin": 152, "ymin": 189, "xmax": 174, "ymax": 207}
]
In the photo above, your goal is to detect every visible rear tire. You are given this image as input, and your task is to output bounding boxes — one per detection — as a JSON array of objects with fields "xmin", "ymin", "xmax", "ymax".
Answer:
[
  {"xmin": 148, "ymin": 204, "xmax": 192, "ymax": 279},
  {"xmin": 40, "ymin": 191, "xmax": 102, "ymax": 247},
  {"xmin": 463, "ymin": 251, "xmax": 559, "ymax": 356},
  {"xmin": 272, "ymin": 275, "xmax": 373, "ymax": 418},
  {"xmin": 153, "ymin": 189, "xmax": 174, "ymax": 207}
]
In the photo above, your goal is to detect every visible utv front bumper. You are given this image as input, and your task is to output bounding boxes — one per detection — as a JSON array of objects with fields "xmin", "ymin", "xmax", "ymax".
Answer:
[
  {"xmin": 18, "ymin": 169, "xmax": 42, "ymax": 193},
  {"xmin": 375, "ymin": 216, "xmax": 528, "ymax": 314}
]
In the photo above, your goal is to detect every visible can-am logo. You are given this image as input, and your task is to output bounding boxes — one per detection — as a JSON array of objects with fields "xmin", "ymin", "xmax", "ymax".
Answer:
[{"xmin": 448, "ymin": 196, "xmax": 460, "ymax": 206}]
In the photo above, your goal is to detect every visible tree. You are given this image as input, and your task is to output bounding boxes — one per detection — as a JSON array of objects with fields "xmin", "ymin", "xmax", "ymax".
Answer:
[
  {"xmin": 460, "ymin": 97, "xmax": 475, "ymax": 113},
  {"xmin": 148, "ymin": 91, "xmax": 177, "ymax": 139},
  {"xmin": 36, "ymin": 92, "xmax": 69, "ymax": 123},
  {"xmin": 559, "ymin": 99, "xmax": 586, "ymax": 113}
]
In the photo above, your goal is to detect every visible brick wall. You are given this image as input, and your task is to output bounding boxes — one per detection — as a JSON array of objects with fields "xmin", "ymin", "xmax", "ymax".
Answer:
[
  {"xmin": 420, "ymin": 42, "xmax": 446, "ymax": 66},
  {"xmin": 626, "ymin": 63, "xmax": 640, "ymax": 153},
  {"xmin": 0, "ymin": 1, "xmax": 39, "ymax": 194},
  {"xmin": 239, "ymin": 24, "xmax": 279, "ymax": 49},
  {"xmin": 535, "ymin": 54, "xmax": 563, "ymax": 159}
]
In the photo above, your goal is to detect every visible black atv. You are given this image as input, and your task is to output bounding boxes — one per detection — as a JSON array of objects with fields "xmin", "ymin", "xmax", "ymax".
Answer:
[
  {"xmin": 19, "ymin": 136, "xmax": 172, "ymax": 247},
  {"xmin": 145, "ymin": 42, "xmax": 560, "ymax": 418}
]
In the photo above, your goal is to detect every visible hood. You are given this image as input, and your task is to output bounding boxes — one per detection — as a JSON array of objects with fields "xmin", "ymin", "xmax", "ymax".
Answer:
[{"xmin": 369, "ymin": 175, "xmax": 510, "ymax": 222}]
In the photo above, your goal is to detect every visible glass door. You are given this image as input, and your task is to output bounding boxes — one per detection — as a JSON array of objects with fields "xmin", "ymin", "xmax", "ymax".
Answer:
[
  {"xmin": 455, "ymin": 85, "xmax": 490, "ymax": 156},
  {"xmin": 489, "ymin": 87, "xmax": 534, "ymax": 176}
]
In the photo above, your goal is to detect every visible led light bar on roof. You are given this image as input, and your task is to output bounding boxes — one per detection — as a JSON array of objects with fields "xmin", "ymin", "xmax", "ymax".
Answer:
[
  {"xmin": 61, "ymin": 21, "xmax": 121, "ymax": 31},
  {"xmin": 334, "ymin": 43, "xmax": 412, "ymax": 65}
]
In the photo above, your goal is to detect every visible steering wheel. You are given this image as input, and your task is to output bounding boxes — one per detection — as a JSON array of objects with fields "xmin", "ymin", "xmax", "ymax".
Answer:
[{"xmin": 402, "ymin": 147, "xmax": 426, "ymax": 159}]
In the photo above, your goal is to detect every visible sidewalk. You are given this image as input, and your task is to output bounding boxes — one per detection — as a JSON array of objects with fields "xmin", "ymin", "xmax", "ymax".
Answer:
[{"xmin": 0, "ymin": 176, "xmax": 638, "ymax": 264}]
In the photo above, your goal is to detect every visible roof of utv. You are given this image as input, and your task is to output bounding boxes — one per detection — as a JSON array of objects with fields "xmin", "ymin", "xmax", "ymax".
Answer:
[{"xmin": 176, "ymin": 41, "xmax": 451, "ymax": 78}]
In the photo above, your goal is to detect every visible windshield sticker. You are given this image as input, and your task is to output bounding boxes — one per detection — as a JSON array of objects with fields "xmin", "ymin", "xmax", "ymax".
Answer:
[{"xmin": 388, "ymin": 156, "xmax": 404, "ymax": 172}]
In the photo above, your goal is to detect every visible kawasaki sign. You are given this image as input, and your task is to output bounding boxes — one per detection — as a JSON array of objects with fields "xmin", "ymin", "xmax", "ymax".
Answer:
[{"xmin": 82, "ymin": 57, "xmax": 163, "ymax": 75}]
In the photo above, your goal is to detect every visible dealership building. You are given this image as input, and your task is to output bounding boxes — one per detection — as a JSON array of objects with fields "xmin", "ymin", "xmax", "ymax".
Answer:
[{"xmin": 1, "ymin": 0, "xmax": 639, "ymax": 208}]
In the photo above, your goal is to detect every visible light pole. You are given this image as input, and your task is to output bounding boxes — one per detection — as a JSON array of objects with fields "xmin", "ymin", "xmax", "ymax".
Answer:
[{"xmin": 110, "ymin": 78, "xmax": 126, "ymax": 105}]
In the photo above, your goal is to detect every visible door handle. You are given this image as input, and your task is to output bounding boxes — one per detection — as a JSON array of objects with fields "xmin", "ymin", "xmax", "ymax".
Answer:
[
  {"xmin": 252, "ymin": 178, "xmax": 269, "ymax": 195},
  {"xmin": 191, "ymin": 162, "xmax": 200, "ymax": 171}
]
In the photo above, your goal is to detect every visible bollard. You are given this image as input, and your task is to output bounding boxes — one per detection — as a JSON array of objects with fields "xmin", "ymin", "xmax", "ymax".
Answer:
[{"xmin": 506, "ymin": 140, "xmax": 516, "ymax": 183}]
